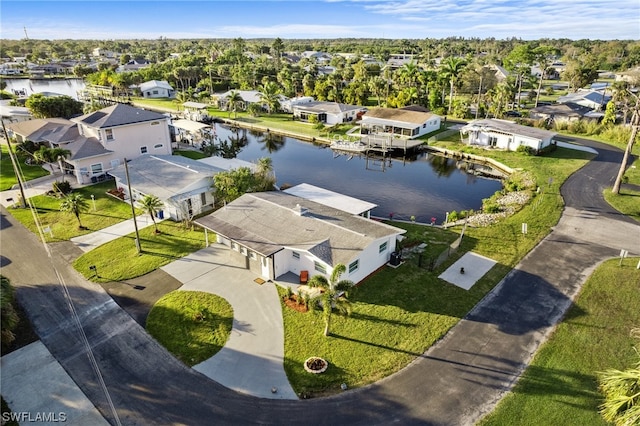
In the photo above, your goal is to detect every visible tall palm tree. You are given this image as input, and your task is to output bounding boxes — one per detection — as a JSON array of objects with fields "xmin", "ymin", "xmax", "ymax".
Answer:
[
  {"xmin": 60, "ymin": 193, "xmax": 89, "ymax": 229},
  {"xmin": 612, "ymin": 105, "xmax": 639, "ymax": 195},
  {"xmin": 226, "ymin": 90, "xmax": 244, "ymax": 119},
  {"xmin": 139, "ymin": 194, "xmax": 164, "ymax": 233},
  {"xmin": 33, "ymin": 146, "xmax": 71, "ymax": 181},
  {"xmin": 308, "ymin": 263, "xmax": 355, "ymax": 337},
  {"xmin": 440, "ymin": 57, "xmax": 467, "ymax": 115},
  {"xmin": 258, "ymin": 81, "xmax": 281, "ymax": 114}
]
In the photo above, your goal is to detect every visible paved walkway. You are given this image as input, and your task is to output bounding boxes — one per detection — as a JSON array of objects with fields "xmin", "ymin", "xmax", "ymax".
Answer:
[
  {"xmin": 161, "ymin": 245, "xmax": 298, "ymax": 400},
  {"xmin": 70, "ymin": 214, "xmax": 162, "ymax": 252},
  {"xmin": 0, "ymin": 173, "xmax": 61, "ymax": 208}
]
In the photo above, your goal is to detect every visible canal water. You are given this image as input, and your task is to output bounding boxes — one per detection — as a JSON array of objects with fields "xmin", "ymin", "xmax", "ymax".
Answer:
[
  {"xmin": 3, "ymin": 78, "xmax": 503, "ymax": 222},
  {"xmin": 211, "ymin": 124, "xmax": 503, "ymax": 223}
]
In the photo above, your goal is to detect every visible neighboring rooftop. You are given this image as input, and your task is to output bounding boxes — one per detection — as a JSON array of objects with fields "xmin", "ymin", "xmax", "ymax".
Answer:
[
  {"xmin": 461, "ymin": 119, "xmax": 558, "ymax": 140},
  {"xmin": 362, "ymin": 107, "xmax": 437, "ymax": 124},
  {"xmin": 283, "ymin": 183, "xmax": 377, "ymax": 216},
  {"xmin": 73, "ymin": 104, "xmax": 167, "ymax": 129}
]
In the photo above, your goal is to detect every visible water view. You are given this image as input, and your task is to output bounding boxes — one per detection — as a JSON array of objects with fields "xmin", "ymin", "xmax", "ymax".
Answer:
[{"xmin": 210, "ymin": 124, "xmax": 503, "ymax": 223}]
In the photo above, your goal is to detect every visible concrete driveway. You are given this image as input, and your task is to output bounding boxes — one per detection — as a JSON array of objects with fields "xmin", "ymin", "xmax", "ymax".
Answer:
[{"xmin": 160, "ymin": 244, "xmax": 298, "ymax": 400}]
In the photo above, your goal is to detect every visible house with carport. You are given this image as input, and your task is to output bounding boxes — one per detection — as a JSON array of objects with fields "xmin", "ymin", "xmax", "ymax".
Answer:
[
  {"xmin": 194, "ymin": 190, "xmax": 406, "ymax": 285},
  {"xmin": 360, "ymin": 107, "xmax": 441, "ymax": 139},
  {"xmin": 460, "ymin": 119, "xmax": 558, "ymax": 154}
]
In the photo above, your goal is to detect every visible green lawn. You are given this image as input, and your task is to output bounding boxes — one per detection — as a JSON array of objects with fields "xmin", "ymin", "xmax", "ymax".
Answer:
[
  {"xmin": 603, "ymin": 188, "xmax": 640, "ymax": 222},
  {"xmin": 146, "ymin": 290, "xmax": 233, "ymax": 366},
  {"xmin": 8, "ymin": 181, "xmax": 136, "ymax": 241},
  {"xmin": 0, "ymin": 143, "xmax": 50, "ymax": 190},
  {"xmin": 478, "ymin": 258, "xmax": 640, "ymax": 426},
  {"xmin": 73, "ymin": 220, "xmax": 206, "ymax": 282}
]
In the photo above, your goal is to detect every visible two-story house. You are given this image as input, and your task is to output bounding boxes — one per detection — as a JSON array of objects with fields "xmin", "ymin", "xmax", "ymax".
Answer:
[{"xmin": 6, "ymin": 104, "xmax": 172, "ymax": 184}]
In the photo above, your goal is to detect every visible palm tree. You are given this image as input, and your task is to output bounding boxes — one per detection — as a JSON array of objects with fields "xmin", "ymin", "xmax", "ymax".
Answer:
[
  {"xmin": 1, "ymin": 275, "xmax": 19, "ymax": 349},
  {"xmin": 33, "ymin": 146, "xmax": 71, "ymax": 181},
  {"xmin": 308, "ymin": 263, "xmax": 355, "ymax": 337},
  {"xmin": 598, "ymin": 328, "xmax": 640, "ymax": 425},
  {"xmin": 226, "ymin": 90, "xmax": 244, "ymax": 119},
  {"xmin": 60, "ymin": 193, "xmax": 88, "ymax": 229},
  {"xmin": 139, "ymin": 194, "xmax": 164, "ymax": 233},
  {"xmin": 258, "ymin": 81, "xmax": 281, "ymax": 114},
  {"xmin": 612, "ymin": 105, "xmax": 639, "ymax": 195},
  {"xmin": 440, "ymin": 57, "xmax": 467, "ymax": 115}
]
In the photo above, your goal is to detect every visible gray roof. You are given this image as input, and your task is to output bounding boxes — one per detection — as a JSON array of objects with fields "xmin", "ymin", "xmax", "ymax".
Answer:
[
  {"xmin": 73, "ymin": 104, "xmax": 167, "ymax": 129},
  {"xmin": 460, "ymin": 119, "xmax": 557, "ymax": 140},
  {"xmin": 194, "ymin": 191, "xmax": 405, "ymax": 266},
  {"xmin": 138, "ymin": 80, "xmax": 173, "ymax": 92},
  {"xmin": 108, "ymin": 155, "xmax": 220, "ymax": 201},
  {"xmin": 64, "ymin": 136, "xmax": 112, "ymax": 160},
  {"xmin": 529, "ymin": 102, "xmax": 593, "ymax": 118},
  {"xmin": 293, "ymin": 101, "xmax": 364, "ymax": 115}
]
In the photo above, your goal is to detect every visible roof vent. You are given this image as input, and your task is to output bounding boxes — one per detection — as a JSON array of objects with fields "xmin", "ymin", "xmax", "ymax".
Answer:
[{"xmin": 294, "ymin": 203, "xmax": 309, "ymax": 216}]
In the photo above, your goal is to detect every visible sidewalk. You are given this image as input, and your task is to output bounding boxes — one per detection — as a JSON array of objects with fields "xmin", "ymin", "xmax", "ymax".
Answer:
[{"xmin": 70, "ymin": 214, "xmax": 163, "ymax": 252}]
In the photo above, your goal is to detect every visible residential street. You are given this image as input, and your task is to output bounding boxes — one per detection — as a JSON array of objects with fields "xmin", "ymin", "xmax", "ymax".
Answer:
[{"xmin": 0, "ymin": 136, "xmax": 638, "ymax": 425}]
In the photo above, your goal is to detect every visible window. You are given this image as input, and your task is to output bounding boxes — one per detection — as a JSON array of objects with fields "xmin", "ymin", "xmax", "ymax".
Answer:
[
  {"xmin": 140, "ymin": 146, "xmax": 148, "ymax": 154},
  {"xmin": 379, "ymin": 241, "xmax": 388, "ymax": 253},
  {"xmin": 152, "ymin": 90, "xmax": 158, "ymax": 95},
  {"xmin": 292, "ymin": 251, "xmax": 300, "ymax": 260},
  {"xmin": 90, "ymin": 163, "xmax": 103, "ymax": 174},
  {"xmin": 249, "ymin": 251, "xmax": 257, "ymax": 260},
  {"xmin": 314, "ymin": 261, "xmax": 327, "ymax": 274},
  {"xmin": 110, "ymin": 159, "xmax": 120, "ymax": 169},
  {"xmin": 154, "ymin": 144, "xmax": 164, "ymax": 149},
  {"xmin": 489, "ymin": 136, "xmax": 498, "ymax": 147},
  {"xmin": 231, "ymin": 242, "xmax": 238, "ymax": 251},
  {"xmin": 349, "ymin": 260, "xmax": 359, "ymax": 274},
  {"xmin": 105, "ymin": 129, "xmax": 114, "ymax": 141},
  {"xmin": 200, "ymin": 192, "xmax": 207, "ymax": 206}
]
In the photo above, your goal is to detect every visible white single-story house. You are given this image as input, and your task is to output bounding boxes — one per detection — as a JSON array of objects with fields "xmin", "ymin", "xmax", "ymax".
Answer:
[
  {"xmin": 108, "ymin": 155, "xmax": 222, "ymax": 221},
  {"xmin": 215, "ymin": 90, "xmax": 262, "ymax": 111},
  {"xmin": 460, "ymin": 119, "xmax": 558, "ymax": 153},
  {"xmin": 292, "ymin": 101, "xmax": 366, "ymax": 125},
  {"xmin": 194, "ymin": 190, "xmax": 406, "ymax": 284},
  {"xmin": 0, "ymin": 103, "xmax": 32, "ymax": 123},
  {"xmin": 360, "ymin": 107, "xmax": 441, "ymax": 139},
  {"xmin": 139, "ymin": 80, "xmax": 175, "ymax": 98}
]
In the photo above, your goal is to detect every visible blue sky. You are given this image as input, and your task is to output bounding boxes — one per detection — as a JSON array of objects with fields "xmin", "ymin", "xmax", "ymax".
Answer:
[{"xmin": 1, "ymin": 1, "xmax": 639, "ymax": 40}]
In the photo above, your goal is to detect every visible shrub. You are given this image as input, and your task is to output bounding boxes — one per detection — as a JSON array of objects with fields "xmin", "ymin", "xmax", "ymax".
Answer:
[
  {"xmin": 52, "ymin": 180, "xmax": 72, "ymax": 195},
  {"xmin": 448, "ymin": 210, "xmax": 459, "ymax": 222},
  {"xmin": 285, "ymin": 286, "xmax": 293, "ymax": 299},
  {"xmin": 483, "ymin": 202, "xmax": 501, "ymax": 213},
  {"xmin": 516, "ymin": 145, "xmax": 535, "ymax": 155}
]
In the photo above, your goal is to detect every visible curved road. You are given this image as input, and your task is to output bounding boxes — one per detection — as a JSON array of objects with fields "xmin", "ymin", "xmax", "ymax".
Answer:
[{"xmin": 1, "ymin": 138, "xmax": 638, "ymax": 425}]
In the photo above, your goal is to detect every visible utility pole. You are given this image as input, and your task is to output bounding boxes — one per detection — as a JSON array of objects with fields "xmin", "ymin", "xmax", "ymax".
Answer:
[
  {"xmin": 23, "ymin": 26, "xmax": 29, "ymax": 40},
  {"xmin": 476, "ymin": 76, "xmax": 483, "ymax": 120},
  {"xmin": 1, "ymin": 119, "xmax": 27, "ymax": 208},
  {"xmin": 124, "ymin": 158, "xmax": 141, "ymax": 254}
]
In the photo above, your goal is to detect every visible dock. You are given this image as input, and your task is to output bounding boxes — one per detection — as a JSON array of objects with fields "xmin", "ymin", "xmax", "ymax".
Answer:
[{"xmin": 331, "ymin": 134, "xmax": 425, "ymax": 155}]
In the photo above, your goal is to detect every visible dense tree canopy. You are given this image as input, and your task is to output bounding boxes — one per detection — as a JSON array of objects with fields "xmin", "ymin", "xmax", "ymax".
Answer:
[{"xmin": 25, "ymin": 94, "xmax": 83, "ymax": 118}]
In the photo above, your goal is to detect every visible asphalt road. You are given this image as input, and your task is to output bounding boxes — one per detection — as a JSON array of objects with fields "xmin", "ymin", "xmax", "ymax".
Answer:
[{"xmin": 1, "ymin": 137, "xmax": 638, "ymax": 425}]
